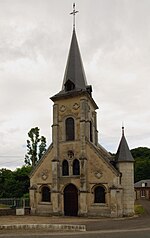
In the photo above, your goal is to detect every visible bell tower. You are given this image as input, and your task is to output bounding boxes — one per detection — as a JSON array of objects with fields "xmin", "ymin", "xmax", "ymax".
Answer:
[
  {"xmin": 50, "ymin": 13, "xmax": 99, "ymax": 214},
  {"xmin": 51, "ymin": 28, "xmax": 99, "ymax": 144}
]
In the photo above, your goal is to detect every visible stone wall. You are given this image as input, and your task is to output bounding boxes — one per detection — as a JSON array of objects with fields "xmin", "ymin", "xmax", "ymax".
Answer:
[
  {"xmin": 0, "ymin": 208, "xmax": 30, "ymax": 216},
  {"xmin": 0, "ymin": 209, "xmax": 15, "ymax": 216}
]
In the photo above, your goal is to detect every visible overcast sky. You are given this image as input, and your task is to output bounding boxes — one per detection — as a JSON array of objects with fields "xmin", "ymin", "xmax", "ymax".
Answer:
[{"xmin": 0, "ymin": 0, "xmax": 150, "ymax": 170}]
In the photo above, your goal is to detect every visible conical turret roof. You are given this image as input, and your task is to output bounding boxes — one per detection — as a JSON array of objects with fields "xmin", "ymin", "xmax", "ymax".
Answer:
[{"xmin": 116, "ymin": 127, "xmax": 134, "ymax": 162}]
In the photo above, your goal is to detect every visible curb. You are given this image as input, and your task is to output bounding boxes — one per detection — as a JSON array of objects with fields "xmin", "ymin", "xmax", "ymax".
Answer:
[{"xmin": 0, "ymin": 223, "xmax": 86, "ymax": 232}]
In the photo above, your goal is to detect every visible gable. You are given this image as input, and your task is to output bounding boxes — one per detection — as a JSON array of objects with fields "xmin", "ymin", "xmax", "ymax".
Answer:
[
  {"xmin": 86, "ymin": 141, "xmax": 120, "ymax": 186},
  {"xmin": 30, "ymin": 143, "xmax": 53, "ymax": 184}
]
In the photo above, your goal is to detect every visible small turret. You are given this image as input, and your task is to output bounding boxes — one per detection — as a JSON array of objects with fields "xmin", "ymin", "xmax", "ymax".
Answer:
[{"xmin": 115, "ymin": 126, "xmax": 134, "ymax": 216}]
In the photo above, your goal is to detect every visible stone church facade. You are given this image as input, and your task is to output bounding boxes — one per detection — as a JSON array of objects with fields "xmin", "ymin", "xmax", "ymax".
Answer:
[{"xmin": 30, "ymin": 28, "xmax": 134, "ymax": 217}]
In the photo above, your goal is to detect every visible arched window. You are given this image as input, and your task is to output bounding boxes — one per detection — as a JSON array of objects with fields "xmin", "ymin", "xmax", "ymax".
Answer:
[
  {"xmin": 73, "ymin": 159, "xmax": 80, "ymax": 175},
  {"xmin": 94, "ymin": 186, "xmax": 105, "ymax": 203},
  {"xmin": 42, "ymin": 186, "xmax": 51, "ymax": 202},
  {"xmin": 62, "ymin": 160, "xmax": 69, "ymax": 176},
  {"xmin": 65, "ymin": 117, "xmax": 75, "ymax": 141}
]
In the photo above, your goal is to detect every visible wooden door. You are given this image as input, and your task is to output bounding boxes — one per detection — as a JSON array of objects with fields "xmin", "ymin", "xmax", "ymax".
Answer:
[{"xmin": 64, "ymin": 184, "xmax": 78, "ymax": 216}]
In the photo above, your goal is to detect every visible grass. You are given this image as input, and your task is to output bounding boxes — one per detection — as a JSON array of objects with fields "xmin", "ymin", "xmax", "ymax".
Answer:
[
  {"xmin": 0, "ymin": 204, "xmax": 10, "ymax": 209},
  {"xmin": 134, "ymin": 204, "xmax": 145, "ymax": 215}
]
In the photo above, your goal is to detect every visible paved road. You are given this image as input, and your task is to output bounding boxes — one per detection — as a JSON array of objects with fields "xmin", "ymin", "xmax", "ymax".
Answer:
[
  {"xmin": 0, "ymin": 199, "xmax": 150, "ymax": 237},
  {"xmin": 1, "ymin": 228, "xmax": 150, "ymax": 238}
]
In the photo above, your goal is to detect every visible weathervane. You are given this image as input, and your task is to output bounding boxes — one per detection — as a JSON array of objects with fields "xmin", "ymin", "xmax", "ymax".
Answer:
[{"xmin": 70, "ymin": 3, "xmax": 79, "ymax": 30}]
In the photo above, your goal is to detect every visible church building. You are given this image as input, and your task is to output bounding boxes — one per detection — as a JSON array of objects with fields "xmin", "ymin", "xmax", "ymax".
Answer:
[{"xmin": 30, "ymin": 9, "xmax": 134, "ymax": 217}]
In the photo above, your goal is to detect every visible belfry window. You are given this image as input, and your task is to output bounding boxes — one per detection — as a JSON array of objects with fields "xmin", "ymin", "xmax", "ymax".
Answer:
[
  {"xmin": 66, "ymin": 117, "xmax": 75, "ymax": 141},
  {"xmin": 65, "ymin": 80, "xmax": 75, "ymax": 91},
  {"xmin": 94, "ymin": 186, "xmax": 105, "ymax": 203},
  {"xmin": 62, "ymin": 160, "xmax": 69, "ymax": 176},
  {"xmin": 73, "ymin": 159, "xmax": 80, "ymax": 175},
  {"xmin": 41, "ymin": 186, "xmax": 51, "ymax": 202}
]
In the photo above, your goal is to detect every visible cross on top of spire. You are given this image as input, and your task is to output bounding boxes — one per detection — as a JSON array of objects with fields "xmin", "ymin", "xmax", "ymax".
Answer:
[
  {"xmin": 122, "ymin": 122, "xmax": 125, "ymax": 136},
  {"xmin": 70, "ymin": 3, "xmax": 79, "ymax": 30}
]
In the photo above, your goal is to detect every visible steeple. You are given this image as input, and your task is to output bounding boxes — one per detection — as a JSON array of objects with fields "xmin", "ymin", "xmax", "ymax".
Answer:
[
  {"xmin": 62, "ymin": 29, "xmax": 88, "ymax": 91},
  {"xmin": 61, "ymin": 3, "xmax": 88, "ymax": 92},
  {"xmin": 115, "ymin": 127, "xmax": 134, "ymax": 162},
  {"xmin": 51, "ymin": 4, "xmax": 93, "ymax": 101}
]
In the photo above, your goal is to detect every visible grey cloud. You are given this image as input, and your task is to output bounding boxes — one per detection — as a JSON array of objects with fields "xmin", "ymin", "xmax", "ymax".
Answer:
[{"xmin": 0, "ymin": 0, "xmax": 150, "ymax": 169}]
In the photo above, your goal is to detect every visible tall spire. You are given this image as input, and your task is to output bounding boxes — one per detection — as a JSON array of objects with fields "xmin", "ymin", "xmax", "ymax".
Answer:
[
  {"xmin": 61, "ymin": 30, "xmax": 88, "ymax": 92},
  {"xmin": 51, "ymin": 4, "xmax": 93, "ymax": 101}
]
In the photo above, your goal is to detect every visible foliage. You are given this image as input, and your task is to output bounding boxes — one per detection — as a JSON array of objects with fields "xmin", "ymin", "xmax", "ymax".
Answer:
[
  {"xmin": 131, "ymin": 147, "xmax": 150, "ymax": 182},
  {"xmin": 0, "ymin": 169, "xmax": 13, "ymax": 198},
  {"xmin": 131, "ymin": 147, "xmax": 150, "ymax": 160},
  {"xmin": 24, "ymin": 127, "xmax": 47, "ymax": 167},
  {"xmin": 134, "ymin": 204, "xmax": 145, "ymax": 215},
  {"xmin": 0, "ymin": 166, "xmax": 32, "ymax": 198},
  {"xmin": 0, "ymin": 204, "xmax": 9, "ymax": 208}
]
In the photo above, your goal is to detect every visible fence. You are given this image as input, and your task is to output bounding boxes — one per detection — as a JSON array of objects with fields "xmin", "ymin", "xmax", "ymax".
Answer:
[{"xmin": 0, "ymin": 198, "xmax": 30, "ymax": 209}]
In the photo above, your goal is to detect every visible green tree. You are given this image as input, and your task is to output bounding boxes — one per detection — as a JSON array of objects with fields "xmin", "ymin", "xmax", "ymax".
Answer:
[
  {"xmin": 0, "ymin": 169, "xmax": 14, "ymax": 198},
  {"xmin": 131, "ymin": 147, "xmax": 150, "ymax": 160},
  {"xmin": 0, "ymin": 166, "xmax": 32, "ymax": 198},
  {"xmin": 13, "ymin": 166, "xmax": 32, "ymax": 197},
  {"xmin": 24, "ymin": 127, "xmax": 47, "ymax": 167},
  {"xmin": 134, "ymin": 159, "xmax": 150, "ymax": 182},
  {"xmin": 131, "ymin": 147, "xmax": 150, "ymax": 182},
  {"xmin": 39, "ymin": 136, "xmax": 47, "ymax": 160}
]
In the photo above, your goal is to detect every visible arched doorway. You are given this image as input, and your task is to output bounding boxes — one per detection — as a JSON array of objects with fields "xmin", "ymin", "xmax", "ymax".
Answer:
[{"xmin": 64, "ymin": 184, "xmax": 78, "ymax": 216}]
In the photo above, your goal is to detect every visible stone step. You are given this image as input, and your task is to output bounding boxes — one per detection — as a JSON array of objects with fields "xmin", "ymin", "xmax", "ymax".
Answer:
[{"xmin": 0, "ymin": 223, "xmax": 86, "ymax": 232}]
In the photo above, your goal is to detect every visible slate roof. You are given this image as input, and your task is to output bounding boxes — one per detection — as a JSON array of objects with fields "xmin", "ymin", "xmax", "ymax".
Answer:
[
  {"xmin": 62, "ymin": 29, "xmax": 87, "ymax": 90},
  {"xmin": 51, "ymin": 29, "xmax": 93, "ymax": 101},
  {"xmin": 134, "ymin": 180, "xmax": 150, "ymax": 188},
  {"xmin": 115, "ymin": 128, "xmax": 134, "ymax": 162}
]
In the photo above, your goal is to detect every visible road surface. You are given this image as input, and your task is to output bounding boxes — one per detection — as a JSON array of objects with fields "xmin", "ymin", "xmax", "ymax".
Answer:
[{"xmin": 1, "ymin": 228, "xmax": 150, "ymax": 238}]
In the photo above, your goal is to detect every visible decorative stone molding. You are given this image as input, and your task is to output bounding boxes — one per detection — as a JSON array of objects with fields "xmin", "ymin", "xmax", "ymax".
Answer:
[
  {"xmin": 41, "ymin": 169, "xmax": 48, "ymax": 180},
  {"xmin": 59, "ymin": 105, "xmax": 66, "ymax": 112},
  {"xmin": 67, "ymin": 150, "xmax": 74, "ymax": 159},
  {"xmin": 94, "ymin": 171, "xmax": 103, "ymax": 179},
  {"xmin": 73, "ymin": 103, "xmax": 80, "ymax": 110},
  {"xmin": 30, "ymin": 184, "xmax": 37, "ymax": 190}
]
